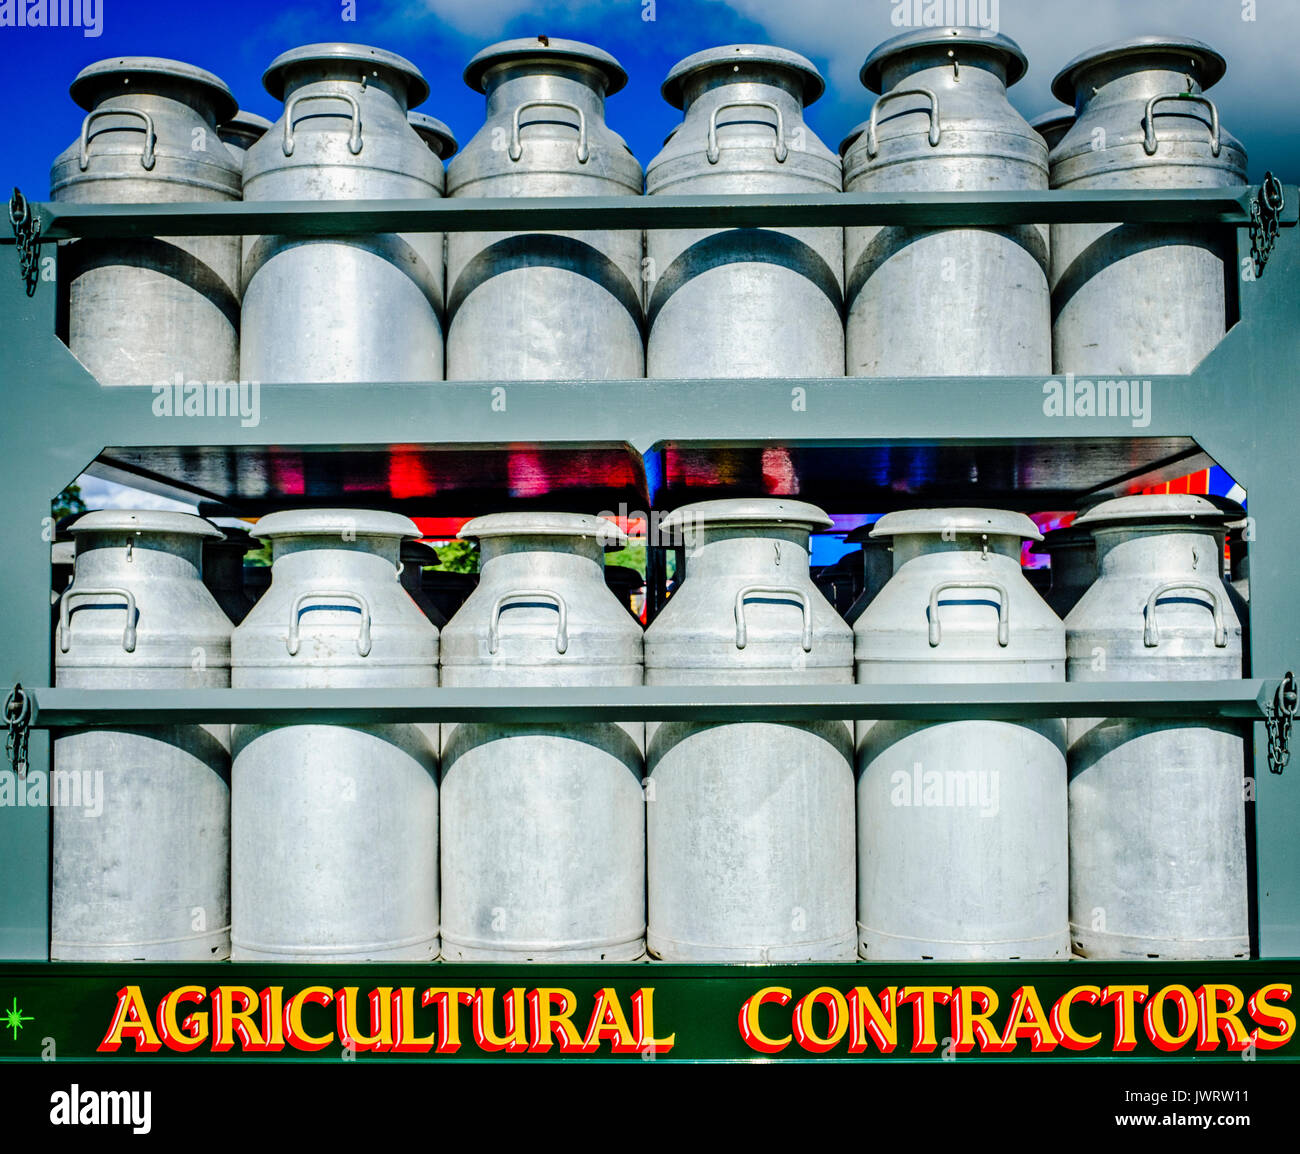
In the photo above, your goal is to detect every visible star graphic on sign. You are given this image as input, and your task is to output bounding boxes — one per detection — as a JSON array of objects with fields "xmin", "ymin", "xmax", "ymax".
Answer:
[{"xmin": 4, "ymin": 996, "xmax": 33, "ymax": 1040}]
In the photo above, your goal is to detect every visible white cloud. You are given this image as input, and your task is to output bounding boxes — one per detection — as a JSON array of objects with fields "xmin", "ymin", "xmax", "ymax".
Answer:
[
  {"xmin": 404, "ymin": 0, "xmax": 619, "ymax": 41},
  {"xmin": 710, "ymin": 0, "xmax": 1298, "ymax": 170},
  {"xmin": 75, "ymin": 475, "xmax": 197, "ymax": 514}
]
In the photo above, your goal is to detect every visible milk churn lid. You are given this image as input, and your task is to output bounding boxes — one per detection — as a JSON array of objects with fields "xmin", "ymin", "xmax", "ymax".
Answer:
[
  {"xmin": 1030, "ymin": 108, "xmax": 1075, "ymax": 140},
  {"xmin": 1051, "ymin": 35, "xmax": 1226, "ymax": 105},
  {"xmin": 1028, "ymin": 522, "xmax": 1094, "ymax": 557},
  {"xmin": 460, "ymin": 511, "xmax": 627, "ymax": 547},
  {"xmin": 659, "ymin": 498, "xmax": 833, "ymax": 534},
  {"xmin": 263, "ymin": 43, "xmax": 431, "ymax": 106},
  {"xmin": 206, "ymin": 517, "xmax": 256, "ymax": 544},
  {"xmin": 219, "ymin": 109, "xmax": 273, "ymax": 144},
  {"xmin": 400, "ymin": 538, "xmax": 442, "ymax": 563},
  {"xmin": 71, "ymin": 57, "xmax": 239, "ymax": 121},
  {"xmin": 463, "ymin": 37, "xmax": 628, "ymax": 96},
  {"xmin": 1073, "ymin": 493, "xmax": 1241, "ymax": 529},
  {"xmin": 844, "ymin": 519, "xmax": 884, "ymax": 544},
  {"xmin": 251, "ymin": 508, "xmax": 420, "ymax": 540},
  {"xmin": 69, "ymin": 509, "xmax": 226, "ymax": 539},
  {"xmin": 408, "ymin": 112, "xmax": 458, "ymax": 158},
  {"xmin": 661, "ymin": 44, "xmax": 825, "ymax": 109},
  {"xmin": 860, "ymin": 28, "xmax": 1029, "ymax": 94},
  {"xmin": 870, "ymin": 508, "xmax": 1042, "ymax": 541},
  {"xmin": 838, "ymin": 120, "xmax": 868, "ymax": 157}
]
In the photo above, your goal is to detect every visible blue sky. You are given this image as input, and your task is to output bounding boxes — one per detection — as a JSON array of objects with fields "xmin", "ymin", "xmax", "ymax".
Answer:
[{"xmin": 3, "ymin": 0, "xmax": 1297, "ymax": 197}]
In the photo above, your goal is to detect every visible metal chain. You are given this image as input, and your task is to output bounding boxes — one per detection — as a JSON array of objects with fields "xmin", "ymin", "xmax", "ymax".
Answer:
[
  {"xmin": 1249, "ymin": 171, "xmax": 1285, "ymax": 279},
  {"xmin": 7, "ymin": 188, "xmax": 41, "ymax": 297},
  {"xmin": 1266, "ymin": 671, "xmax": 1298, "ymax": 775},
  {"xmin": 3, "ymin": 684, "xmax": 31, "ymax": 779}
]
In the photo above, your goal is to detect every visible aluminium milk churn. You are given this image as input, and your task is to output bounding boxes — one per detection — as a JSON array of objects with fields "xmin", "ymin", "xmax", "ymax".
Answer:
[
  {"xmin": 843, "ymin": 28, "xmax": 1050, "ymax": 375},
  {"xmin": 1049, "ymin": 36, "xmax": 1247, "ymax": 374},
  {"xmin": 217, "ymin": 110, "xmax": 271, "ymax": 296},
  {"xmin": 53, "ymin": 511, "xmax": 231, "ymax": 960},
  {"xmin": 218, "ymin": 109, "xmax": 272, "ymax": 162},
  {"xmin": 843, "ymin": 520, "xmax": 893, "ymax": 625},
  {"xmin": 241, "ymin": 44, "xmax": 446, "ymax": 383},
  {"xmin": 439, "ymin": 513, "xmax": 645, "ymax": 960},
  {"xmin": 409, "ymin": 112, "xmax": 458, "ymax": 159},
  {"xmin": 644, "ymin": 499, "xmax": 856, "ymax": 960},
  {"xmin": 446, "ymin": 37, "xmax": 643, "ymax": 380},
  {"xmin": 645, "ymin": 45, "xmax": 844, "ymax": 379},
  {"xmin": 1030, "ymin": 521, "xmax": 1096, "ymax": 619},
  {"xmin": 203, "ymin": 518, "xmax": 258, "ymax": 624},
  {"xmin": 1065, "ymin": 494, "xmax": 1248, "ymax": 959},
  {"xmin": 230, "ymin": 509, "xmax": 439, "ymax": 961},
  {"xmin": 855, "ymin": 509, "xmax": 1068, "ymax": 960},
  {"xmin": 400, "ymin": 538, "xmax": 447, "ymax": 627},
  {"xmin": 51, "ymin": 58, "xmax": 242, "ymax": 386},
  {"xmin": 1030, "ymin": 108, "xmax": 1075, "ymax": 152}
]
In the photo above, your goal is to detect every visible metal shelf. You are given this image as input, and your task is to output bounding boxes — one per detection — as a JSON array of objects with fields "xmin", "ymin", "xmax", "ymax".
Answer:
[
  {"xmin": 22, "ymin": 681, "xmax": 1279, "ymax": 727},
  {"xmin": 2, "ymin": 184, "xmax": 1298, "ymax": 965}
]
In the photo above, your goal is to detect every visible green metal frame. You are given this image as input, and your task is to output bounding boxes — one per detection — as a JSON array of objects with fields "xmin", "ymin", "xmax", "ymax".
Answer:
[{"xmin": 2, "ymin": 186, "xmax": 1297, "ymax": 988}]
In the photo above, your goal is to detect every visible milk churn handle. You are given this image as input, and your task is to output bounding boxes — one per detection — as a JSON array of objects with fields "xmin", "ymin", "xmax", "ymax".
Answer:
[
  {"xmin": 1143, "ymin": 93, "xmax": 1220, "ymax": 158},
  {"xmin": 283, "ymin": 92, "xmax": 364, "ymax": 157},
  {"xmin": 80, "ymin": 108, "xmax": 156, "ymax": 171},
  {"xmin": 287, "ymin": 590, "xmax": 373, "ymax": 657},
  {"xmin": 1142, "ymin": 581, "xmax": 1226, "ymax": 648},
  {"xmin": 865, "ymin": 88, "xmax": 941, "ymax": 160},
  {"xmin": 509, "ymin": 101, "xmax": 589, "ymax": 164},
  {"xmin": 734, "ymin": 586, "xmax": 812, "ymax": 652},
  {"xmin": 58, "ymin": 587, "xmax": 138, "ymax": 654},
  {"xmin": 489, "ymin": 590, "xmax": 569, "ymax": 655},
  {"xmin": 706, "ymin": 101, "xmax": 787, "ymax": 165},
  {"xmin": 927, "ymin": 581, "xmax": 1010, "ymax": 648}
]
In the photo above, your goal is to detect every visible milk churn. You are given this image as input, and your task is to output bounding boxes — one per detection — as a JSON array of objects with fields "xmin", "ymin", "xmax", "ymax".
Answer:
[
  {"xmin": 843, "ymin": 520, "xmax": 893, "ymax": 624},
  {"xmin": 604, "ymin": 563, "xmax": 645, "ymax": 619},
  {"xmin": 645, "ymin": 45, "xmax": 844, "ymax": 379},
  {"xmin": 53, "ymin": 511, "xmax": 231, "ymax": 960},
  {"xmin": 218, "ymin": 109, "xmax": 272, "ymax": 162},
  {"xmin": 216, "ymin": 111, "xmax": 272, "ymax": 314},
  {"xmin": 230, "ymin": 509, "xmax": 439, "ymax": 961},
  {"xmin": 1066, "ymin": 494, "xmax": 1248, "ymax": 959},
  {"xmin": 1049, "ymin": 36, "xmax": 1247, "ymax": 374},
  {"xmin": 446, "ymin": 37, "xmax": 643, "ymax": 380},
  {"xmin": 843, "ymin": 29, "xmax": 1050, "ymax": 375},
  {"xmin": 203, "ymin": 518, "xmax": 258, "ymax": 624},
  {"xmin": 400, "ymin": 538, "xmax": 446, "ymax": 627},
  {"xmin": 1029, "ymin": 108, "xmax": 1075, "ymax": 151},
  {"xmin": 241, "ymin": 44, "xmax": 445, "ymax": 383},
  {"xmin": 644, "ymin": 499, "xmax": 856, "ymax": 960},
  {"xmin": 856, "ymin": 509, "xmax": 1068, "ymax": 959},
  {"xmin": 51, "ymin": 58, "xmax": 242, "ymax": 386},
  {"xmin": 439, "ymin": 513, "xmax": 645, "ymax": 960},
  {"xmin": 409, "ymin": 112, "xmax": 458, "ymax": 159},
  {"xmin": 50, "ymin": 536, "xmax": 75, "ymax": 604},
  {"xmin": 1031, "ymin": 522, "xmax": 1096, "ymax": 618},
  {"xmin": 1227, "ymin": 518, "xmax": 1249, "ymax": 602}
]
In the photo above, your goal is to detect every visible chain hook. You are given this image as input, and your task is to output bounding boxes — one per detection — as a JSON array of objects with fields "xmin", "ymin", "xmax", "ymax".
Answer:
[
  {"xmin": 1266, "ymin": 671, "xmax": 1297, "ymax": 775},
  {"xmin": 1249, "ymin": 172, "xmax": 1285, "ymax": 279},
  {"xmin": 3, "ymin": 683, "xmax": 32, "ymax": 779},
  {"xmin": 7, "ymin": 187, "xmax": 41, "ymax": 297}
]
